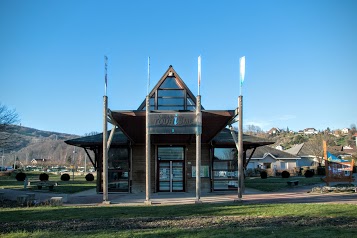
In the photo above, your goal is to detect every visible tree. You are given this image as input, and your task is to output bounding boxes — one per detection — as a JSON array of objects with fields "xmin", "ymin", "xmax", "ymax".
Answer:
[
  {"xmin": 244, "ymin": 124, "xmax": 263, "ymax": 135},
  {"xmin": 0, "ymin": 103, "xmax": 20, "ymax": 150},
  {"xmin": 304, "ymin": 134, "xmax": 332, "ymax": 166},
  {"xmin": 350, "ymin": 124, "xmax": 356, "ymax": 135}
]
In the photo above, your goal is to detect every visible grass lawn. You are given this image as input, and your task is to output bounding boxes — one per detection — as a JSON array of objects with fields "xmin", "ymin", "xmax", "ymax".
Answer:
[
  {"xmin": 245, "ymin": 176, "xmax": 323, "ymax": 192},
  {"xmin": 0, "ymin": 171, "xmax": 96, "ymax": 194},
  {"xmin": 1, "ymin": 203, "xmax": 356, "ymax": 237}
]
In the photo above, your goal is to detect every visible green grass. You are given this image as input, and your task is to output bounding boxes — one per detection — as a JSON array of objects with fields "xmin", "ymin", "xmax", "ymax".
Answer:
[
  {"xmin": 0, "ymin": 171, "xmax": 96, "ymax": 194},
  {"xmin": 245, "ymin": 176, "xmax": 323, "ymax": 192},
  {"xmin": 1, "ymin": 203, "xmax": 356, "ymax": 237}
]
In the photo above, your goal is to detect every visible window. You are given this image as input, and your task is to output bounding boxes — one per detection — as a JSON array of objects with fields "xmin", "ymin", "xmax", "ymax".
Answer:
[
  {"xmin": 139, "ymin": 75, "xmax": 198, "ymax": 111},
  {"xmin": 213, "ymin": 148, "xmax": 238, "ymax": 190}
]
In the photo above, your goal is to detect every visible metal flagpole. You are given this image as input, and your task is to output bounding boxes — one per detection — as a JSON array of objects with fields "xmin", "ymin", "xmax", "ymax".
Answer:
[
  {"xmin": 237, "ymin": 56, "xmax": 245, "ymax": 201},
  {"xmin": 237, "ymin": 95, "xmax": 243, "ymax": 200},
  {"xmin": 102, "ymin": 56, "xmax": 109, "ymax": 203},
  {"xmin": 195, "ymin": 55, "xmax": 202, "ymax": 203},
  {"xmin": 145, "ymin": 57, "xmax": 152, "ymax": 205}
]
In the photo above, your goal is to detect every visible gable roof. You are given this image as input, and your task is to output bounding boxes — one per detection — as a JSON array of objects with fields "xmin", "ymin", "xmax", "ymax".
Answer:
[
  {"xmin": 248, "ymin": 146, "xmax": 300, "ymax": 159},
  {"xmin": 284, "ymin": 143, "xmax": 304, "ymax": 155},
  {"xmin": 137, "ymin": 65, "xmax": 203, "ymax": 110}
]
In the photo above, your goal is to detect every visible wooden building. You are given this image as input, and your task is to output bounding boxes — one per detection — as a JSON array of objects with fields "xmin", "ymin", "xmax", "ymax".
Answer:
[{"xmin": 65, "ymin": 66, "xmax": 272, "ymax": 194}]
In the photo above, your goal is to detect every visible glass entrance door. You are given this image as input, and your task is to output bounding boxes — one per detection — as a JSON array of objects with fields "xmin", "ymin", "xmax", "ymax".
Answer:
[{"xmin": 158, "ymin": 147, "xmax": 184, "ymax": 192}]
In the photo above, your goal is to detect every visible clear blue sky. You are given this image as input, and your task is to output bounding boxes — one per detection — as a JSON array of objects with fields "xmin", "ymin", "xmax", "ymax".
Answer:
[{"xmin": 1, "ymin": 0, "xmax": 356, "ymax": 136}]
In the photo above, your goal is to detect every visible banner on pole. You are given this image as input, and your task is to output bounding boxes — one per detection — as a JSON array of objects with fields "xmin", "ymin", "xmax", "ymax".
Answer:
[{"xmin": 239, "ymin": 56, "xmax": 245, "ymax": 86}]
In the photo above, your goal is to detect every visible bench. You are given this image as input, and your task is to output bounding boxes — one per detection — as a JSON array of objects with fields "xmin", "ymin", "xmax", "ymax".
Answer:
[
  {"xmin": 28, "ymin": 181, "xmax": 57, "ymax": 191},
  {"xmin": 50, "ymin": 197, "xmax": 63, "ymax": 206},
  {"xmin": 287, "ymin": 180, "xmax": 299, "ymax": 186}
]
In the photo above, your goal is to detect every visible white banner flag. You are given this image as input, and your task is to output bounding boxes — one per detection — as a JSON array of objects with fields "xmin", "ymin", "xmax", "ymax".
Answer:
[{"xmin": 239, "ymin": 56, "xmax": 245, "ymax": 86}]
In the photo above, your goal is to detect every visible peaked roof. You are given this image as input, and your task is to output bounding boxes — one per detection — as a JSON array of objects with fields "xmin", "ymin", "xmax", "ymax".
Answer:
[
  {"xmin": 248, "ymin": 146, "xmax": 300, "ymax": 159},
  {"xmin": 284, "ymin": 143, "xmax": 304, "ymax": 155},
  {"xmin": 138, "ymin": 65, "xmax": 204, "ymax": 110}
]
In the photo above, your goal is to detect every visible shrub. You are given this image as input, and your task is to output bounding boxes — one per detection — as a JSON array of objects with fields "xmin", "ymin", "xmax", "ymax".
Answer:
[
  {"xmin": 260, "ymin": 171, "xmax": 268, "ymax": 179},
  {"xmin": 39, "ymin": 173, "xmax": 49, "ymax": 181},
  {"xmin": 16, "ymin": 172, "xmax": 27, "ymax": 181},
  {"xmin": 61, "ymin": 173, "xmax": 70, "ymax": 181},
  {"xmin": 304, "ymin": 169, "xmax": 314, "ymax": 178},
  {"xmin": 281, "ymin": 170, "xmax": 290, "ymax": 178},
  {"xmin": 85, "ymin": 173, "xmax": 94, "ymax": 181}
]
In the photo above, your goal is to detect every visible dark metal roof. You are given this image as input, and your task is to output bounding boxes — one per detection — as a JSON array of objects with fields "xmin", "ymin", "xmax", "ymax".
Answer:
[
  {"xmin": 65, "ymin": 130, "xmax": 129, "ymax": 148},
  {"xmin": 110, "ymin": 110, "xmax": 235, "ymax": 144},
  {"xmin": 65, "ymin": 127, "xmax": 273, "ymax": 149},
  {"xmin": 212, "ymin": 128, "xmax": 274, "ymax": 149}
]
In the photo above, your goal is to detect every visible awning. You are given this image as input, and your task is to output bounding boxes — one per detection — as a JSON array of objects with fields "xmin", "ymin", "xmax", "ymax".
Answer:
[{"xmin": 110, "ymin": 110, "xmax": 235, "ymax": 144}]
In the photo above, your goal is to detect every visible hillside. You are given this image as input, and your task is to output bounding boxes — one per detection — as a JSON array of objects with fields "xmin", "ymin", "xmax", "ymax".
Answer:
[{"xmin": 0, "ymin": 125, "xmax": 91, "ymax": 168}]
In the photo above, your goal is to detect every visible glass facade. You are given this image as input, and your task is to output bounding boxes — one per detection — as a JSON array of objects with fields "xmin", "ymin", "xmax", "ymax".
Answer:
[
  {"xmin": 140, "ymin": 75, "xmax": 197, "ymax": 111},
  {"xmin": 213, "ymin": 148, "xmax": 238, "ymax": 190},
  {"xmin": 158, "ymin": 147, "xmax": 184, "ymax": 192},
  {"xmin": 107, "ymin": 148, "xmax": 129, "ymax": 192}
]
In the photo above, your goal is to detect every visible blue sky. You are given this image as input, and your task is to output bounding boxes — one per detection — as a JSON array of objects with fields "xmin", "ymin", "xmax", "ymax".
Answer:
[{"xmin": 1, "ymin": 0, "xmax": 356, "ymax": 136}]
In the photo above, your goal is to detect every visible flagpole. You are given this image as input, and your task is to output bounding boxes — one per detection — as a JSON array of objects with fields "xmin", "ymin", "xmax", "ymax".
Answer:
[
  {"xmin": 147, "ymin": 57, "xmax": 150, "ymax": 95},
  {"xmin": 195, "ymin": 55, "xmax": 202, "ymax": 203},
  {"xmin": 198, "ymin": 55, "xmax": 201, "ymax": 96},
  {"xmin": 145, "ymin": 56, "xmax": 152, "ymax": 205},
  {"xmin": 237, "ymin": 56, "xmax": 245, "ymax": 201},
  {"xmin": 102, "ymin": 55, "xmax": 109, "ymax": 204}
]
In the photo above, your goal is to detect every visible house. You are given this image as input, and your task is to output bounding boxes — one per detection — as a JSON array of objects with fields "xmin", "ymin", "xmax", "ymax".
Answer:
[
  {"xmin": 284, "ymin": 142, "xmax": 321, "ymax": 167},
  {"xmin": 341, "ymin": 128, "xmax": 350, "ymax": 134},
  {"xmin": 31, "ymin": 158, "xmax": 47, "ymax": 165},
  {"xmin": 268, "ymin": 127, "xmax": 280, "ymax": 135},
  {"xmin": 303, "ymin": 128, "xmax": 318, "ymax": 135},
  {"xmin": 246, "ymin": 146, "xmax": 300, "ymax": 176},
  {"xmin": 65, "ymin": 65, "xmax": 273, "ymax": 194}
]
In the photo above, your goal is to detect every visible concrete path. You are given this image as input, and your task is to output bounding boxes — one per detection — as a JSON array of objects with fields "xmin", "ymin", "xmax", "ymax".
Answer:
[{"xmin": 2, "ymin": 182, "xmax": 356, "ymax": 206}]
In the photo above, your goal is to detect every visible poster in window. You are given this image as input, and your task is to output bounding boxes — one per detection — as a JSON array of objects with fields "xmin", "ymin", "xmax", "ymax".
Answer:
[{"xmin": 192, "ymin": 165, "xmax": 209, "ymax": 178}]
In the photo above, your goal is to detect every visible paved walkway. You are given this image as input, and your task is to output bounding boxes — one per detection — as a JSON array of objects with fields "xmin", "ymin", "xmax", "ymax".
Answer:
[{"xmin": 1, "ymin": 182, "xmax": 356, "ymax": 206}]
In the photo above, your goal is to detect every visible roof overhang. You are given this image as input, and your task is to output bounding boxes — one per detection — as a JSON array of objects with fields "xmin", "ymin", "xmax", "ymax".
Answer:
[{"xmin": 110, "ymin": 110, "xmax": 235, "ymax": 144}]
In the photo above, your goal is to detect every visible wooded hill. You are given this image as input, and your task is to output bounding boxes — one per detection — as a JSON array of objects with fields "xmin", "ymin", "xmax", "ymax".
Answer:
[{"xmin": 0, "ymin": 125, "xmax": 91, "ymax": 168}]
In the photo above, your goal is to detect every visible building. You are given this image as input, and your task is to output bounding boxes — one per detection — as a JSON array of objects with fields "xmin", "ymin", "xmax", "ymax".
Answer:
[
  {"xmin": 303, "ymin": 128, "xmax": 318, "ymax": 135},
  {"xmin": 65, "ymin": 66, "xmax": 272, "ymax": 193},
  {"xmin": 246, "ymin": 146, "xmax": 300, "ymax": 176}
]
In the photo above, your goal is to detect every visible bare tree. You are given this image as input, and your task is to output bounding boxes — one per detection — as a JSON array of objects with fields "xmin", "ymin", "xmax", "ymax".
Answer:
[
  {"xmin": 304, "ymin": 133, "xmax": 332, "ymax": 166},
  {"xmin": 0, "ymin": 103, "xmax": 20, "ymax": 150}
]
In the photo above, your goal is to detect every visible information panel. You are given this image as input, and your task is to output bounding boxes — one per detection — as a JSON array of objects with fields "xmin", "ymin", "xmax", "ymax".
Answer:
[{"xmin": 148, "ymin": 112, "xmax": 201, "ymax": 134}]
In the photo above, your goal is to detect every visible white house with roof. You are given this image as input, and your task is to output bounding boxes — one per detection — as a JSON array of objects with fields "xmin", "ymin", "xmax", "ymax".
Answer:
[
  {"xmin": 284, "ymin": 143, "xmax": 320, "ymax": 167},
  {"xmin": 341, "ymin": 128, "xmax": 350, "ymax": 134},
  {"xmin": 303, "ymin": 128, "xmax": 318, "ymax": 135},
  {"xmin": 246, "ymin": 146, "xmax": 300, "ymax": 176}
]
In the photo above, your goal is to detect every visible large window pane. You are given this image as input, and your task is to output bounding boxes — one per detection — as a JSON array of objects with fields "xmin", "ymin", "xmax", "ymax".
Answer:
[
  {"xmin": 158, "ymin": 90, "xmax": 184, "ymax": 97},
  {"xmin": 214, "ymin": 148, "xmax": 236, "ymax": 160},
  {"xmin": 158, "ymin": 147, "xmax": 184, "ymax": 160},
  {"xmin": 158, "ymin": 98, "xmax": 184, "ymax": 105},
  {"xmin": 159, "ymin": 77, "xmax": 183, "ymax": 89}
]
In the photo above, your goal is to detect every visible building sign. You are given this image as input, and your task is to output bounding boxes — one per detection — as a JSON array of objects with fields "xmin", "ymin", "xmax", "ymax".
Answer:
[{"xmin": 148, "ymin": 112, "xmax": 201, "ymax": 134}]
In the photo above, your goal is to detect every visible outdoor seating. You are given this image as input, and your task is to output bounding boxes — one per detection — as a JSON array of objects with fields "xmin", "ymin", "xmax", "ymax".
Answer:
[{"xmin": 287, "ymin": 180, "xmax": 299, "ymax": 186}]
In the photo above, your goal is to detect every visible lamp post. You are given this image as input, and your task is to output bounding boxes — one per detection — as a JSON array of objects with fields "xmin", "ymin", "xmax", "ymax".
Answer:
[{"xmin": 72, "ymin": 148, "xmax": 76, "ymax": 181}]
